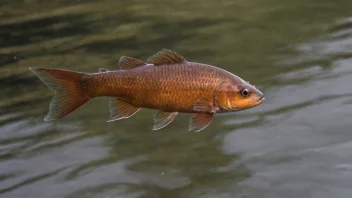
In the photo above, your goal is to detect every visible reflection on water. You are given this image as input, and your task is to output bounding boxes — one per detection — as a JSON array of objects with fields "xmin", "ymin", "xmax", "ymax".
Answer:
[{"xmin": 1, "ymin": 0, "xmax": 352, "ymax": 197}]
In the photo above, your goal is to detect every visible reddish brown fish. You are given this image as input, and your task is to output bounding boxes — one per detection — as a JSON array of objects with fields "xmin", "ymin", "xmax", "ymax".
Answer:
[{"xmin": 29, "ymin": 49, "xmax": 264, "ymax": 131}]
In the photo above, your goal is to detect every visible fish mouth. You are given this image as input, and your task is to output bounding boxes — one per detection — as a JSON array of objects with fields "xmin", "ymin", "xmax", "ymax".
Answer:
[{"xmin": 254, "ymin": 95, "xmax": 265, "ymax": 105}]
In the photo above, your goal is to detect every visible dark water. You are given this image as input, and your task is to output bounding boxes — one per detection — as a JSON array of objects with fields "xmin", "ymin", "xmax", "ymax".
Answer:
[{"xmin": 1, "ymin": 0, "xmax": 352, "ymax": 197}]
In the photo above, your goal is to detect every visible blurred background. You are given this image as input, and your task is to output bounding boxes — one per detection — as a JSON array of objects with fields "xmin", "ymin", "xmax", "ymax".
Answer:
[{"xmin": 1, "ymin": 0, "xmax": 352, "ymax": 197}]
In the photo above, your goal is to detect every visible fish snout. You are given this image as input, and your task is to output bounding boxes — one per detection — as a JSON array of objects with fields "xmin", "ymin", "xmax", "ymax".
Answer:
[
  {"xmin": 250, "ymin": 88, "xmax": 265, "ymax": 106},
  {"xmin": 254, "ymin": 92, "xmax": 265, "ymax": 105}
]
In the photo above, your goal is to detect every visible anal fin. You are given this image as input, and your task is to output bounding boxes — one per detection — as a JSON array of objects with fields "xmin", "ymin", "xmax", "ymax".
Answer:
[
  {"xmin": 189, "ymin": 113, "xmax": 214, "ymax": 132},
  {"xmin": 107, "ymin": 98, "xmax": 141, "ymax": 122},
  {"xmin": 153, "ymin": 111, "xmax": 178, "ymax": 130}
]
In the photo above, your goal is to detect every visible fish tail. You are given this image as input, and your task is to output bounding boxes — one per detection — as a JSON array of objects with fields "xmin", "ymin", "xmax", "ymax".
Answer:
[{"xmin": 29, "ymin": 67, "xmax": 91, "ymax": 121}]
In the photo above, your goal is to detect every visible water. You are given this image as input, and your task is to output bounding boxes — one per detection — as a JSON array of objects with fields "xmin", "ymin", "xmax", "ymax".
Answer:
[{"xmin": 1, "ymin": 0, "xmax": 352, "ymax": 197}]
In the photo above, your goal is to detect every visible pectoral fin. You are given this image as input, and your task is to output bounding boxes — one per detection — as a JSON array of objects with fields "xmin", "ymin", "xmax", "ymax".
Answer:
[
  {"xmin": 107, "ymin": 98, "xmax": 141, "ymax": 122},
  {"xmin": 189, "ymin": 113, "xmax": 214, "ymax": 132},
  {"xmin": 193, "ymin": 100, "xmax": 217, "ymax": 113},
  {"xmin": 152, "ymin": 111, "xmax": 178, "ymax": 130}
]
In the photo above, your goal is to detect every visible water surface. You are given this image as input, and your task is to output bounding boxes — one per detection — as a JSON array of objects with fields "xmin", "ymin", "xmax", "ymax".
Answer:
[{"xmin": 1, "ymin": 0, "xmax": 352, "ymax": 197}]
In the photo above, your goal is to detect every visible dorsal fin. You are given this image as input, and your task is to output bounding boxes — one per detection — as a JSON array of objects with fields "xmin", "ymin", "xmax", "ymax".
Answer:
[
  {"xmin": 118, "ymin": 56, "xmax": 146, "ymax": 69},
  {"xmin": 98, "ymin": 68, "xmax": 110, "ymax": 72},
  {"xmin": 147, "ymin": 49, "xmax": 187, "ymax": 65}
]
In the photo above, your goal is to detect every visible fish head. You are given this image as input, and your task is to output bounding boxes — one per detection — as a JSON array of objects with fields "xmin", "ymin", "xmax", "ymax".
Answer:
[{"xmin": 214, "ymin": 79, "xmax": 264, "ymax": 112}]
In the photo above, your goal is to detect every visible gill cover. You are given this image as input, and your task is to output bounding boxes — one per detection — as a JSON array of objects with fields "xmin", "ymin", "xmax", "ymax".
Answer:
[{"xmin": 214, "ymin": 81, "xmax": 238, "ymax": 111}]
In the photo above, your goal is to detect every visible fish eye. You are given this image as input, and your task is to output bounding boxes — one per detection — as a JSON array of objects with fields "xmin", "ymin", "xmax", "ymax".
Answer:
[{"xmin": 240, "ymin": 88, "xmax": 250, "ymax": 97}]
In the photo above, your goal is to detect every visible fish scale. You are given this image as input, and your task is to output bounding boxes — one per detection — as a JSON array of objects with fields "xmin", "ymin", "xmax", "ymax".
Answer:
[
  {"xmin": 29, "ymin": 49, "xmax": 264, "ymax": 132},
  {"xmin": 87, "ymin": 63, "xmax": 221, "ymax": 112}
]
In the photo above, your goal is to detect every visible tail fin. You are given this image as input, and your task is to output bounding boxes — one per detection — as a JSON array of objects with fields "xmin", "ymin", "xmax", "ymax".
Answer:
[{"xmin": 29, "ymin": 67, "xmax": 91, "ymax": 121}]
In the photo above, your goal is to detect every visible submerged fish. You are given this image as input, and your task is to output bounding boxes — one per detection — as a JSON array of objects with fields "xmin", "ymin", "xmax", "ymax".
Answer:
[{"xmin": 29, "ymin": 49, "xmax": 264, "ymax": 132}]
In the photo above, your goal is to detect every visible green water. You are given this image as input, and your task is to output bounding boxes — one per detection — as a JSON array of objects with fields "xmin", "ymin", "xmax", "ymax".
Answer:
[{"xmin": 1, "ymin": 0, "xmax": 352, "ymax": 197}]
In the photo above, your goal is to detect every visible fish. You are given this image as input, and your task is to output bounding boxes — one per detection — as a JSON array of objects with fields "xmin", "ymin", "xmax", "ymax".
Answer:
[{"xmin": 29, "ymin": 49, "xmax": 265, "ymax": 132}]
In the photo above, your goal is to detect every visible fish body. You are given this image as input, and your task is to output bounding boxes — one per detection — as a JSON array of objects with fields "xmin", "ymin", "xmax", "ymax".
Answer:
[
  {"xmin": 85, "ymin": 63, "xmax": 235, "ymax": 113},
  {"xmin": 30, "ymin": 49, "xmax": 264, "ymax": 131}
]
